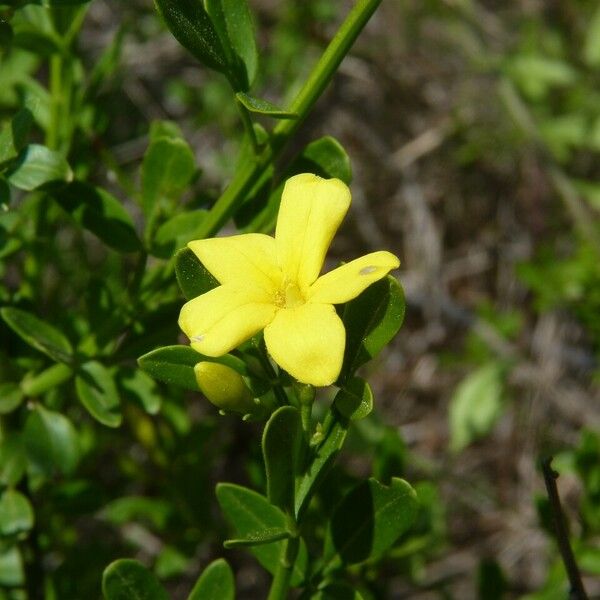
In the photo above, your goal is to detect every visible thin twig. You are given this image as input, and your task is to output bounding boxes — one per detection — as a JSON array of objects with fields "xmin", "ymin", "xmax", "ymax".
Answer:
[{"xmin": 541, "ymin": 458, "xmax": 588, "ymax": 600}]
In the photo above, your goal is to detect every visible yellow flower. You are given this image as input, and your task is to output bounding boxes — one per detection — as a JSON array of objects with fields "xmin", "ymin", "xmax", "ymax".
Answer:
[{"xmin": 179, "ymin": 173, "xmax": 399, "ymax": 386}]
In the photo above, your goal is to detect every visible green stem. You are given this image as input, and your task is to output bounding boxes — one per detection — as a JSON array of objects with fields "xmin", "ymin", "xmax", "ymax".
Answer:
[
  {"xmin": 195, "ymin": 0, "xmax": 383, "ymax": 239},
  {"xmin": 236, "ymin": 98, "xmax": 260, "ymax": 154},
  {"xmin": 47, "ymin": 53, "xmax": 63, "ymax": 150},
  {"xmin": 267, "ymin": 533, "xmax": 300, "ymax": 600}
]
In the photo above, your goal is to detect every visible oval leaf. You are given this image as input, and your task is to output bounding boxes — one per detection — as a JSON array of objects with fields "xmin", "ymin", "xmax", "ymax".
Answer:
[
  {"xmin": 325, "ymin": 478, "xmax": 418, "ymax": 567},
  {"xmin": 339, "ymin": 275, "xmax": 405, "ymax": 384},
  {"xmin": 216, "ymin": 483, "xmax": 306, "ymax": 585},
  {"xmin": 52, "ymin": 182, "xmax": 141, "ymax": 253},
  {"xmin": 449, "ymin": 361, "xmax": 506, "ymax": 452},
  {"xmin": 333, "ymin": 377, "xmax": 373, "ymax": 421},
  {"xmin": 188, "ymin": 559, "xmax": 235, "ymax": 600},
  {"xmin": 0, "ymin": 383, "xmax": 24, "ymax": 415},
  {"xmin": 262, "ymin": 406, "xmax": 303, "ymax": 514},
  {"xmin": 152, "ymin": 210, "xmax": 207, "ymax": 259},
  {"xmin": 0, "ymin": 489, "xmax": 34, "ymax": 537},
  {"xmin": 102, "ymin": 559, "xmax": 168, "ymax": 600},
  {"xmin": 1, "ymin": 307, "xmax": 73, "ymax": 363},
  {"xmin": 175, "ymin": 247, "xmax": 219, "ymax": 300},
  {"xmin": 6, "ymin": 144, "xmax": 72, "ymax": 191},
  {"xmin": 0, "ymin": 107, "xmax": 33, "ymax": 166},
  {"xmin": 75, "ymin": 361, "xmax": 122, "ymax": 427},
  {"xmin": 154, "ymin": 0, "xmax": 227, "ymax": 71},
  {"xmin": 23, "ymin": 404, "xmax": 79, "ymax": 476}
]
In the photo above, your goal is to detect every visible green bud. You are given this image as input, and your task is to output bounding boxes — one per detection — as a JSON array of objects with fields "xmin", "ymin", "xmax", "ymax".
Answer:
[{"xmin": 194, "ymin": 361, "xmax": 255, "ymax": 415}]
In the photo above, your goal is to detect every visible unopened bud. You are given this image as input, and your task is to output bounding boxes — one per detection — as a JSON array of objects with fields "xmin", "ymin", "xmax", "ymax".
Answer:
[{"xmin": 194, "ymin": 361, "xmax": 255, "ymax": 415}]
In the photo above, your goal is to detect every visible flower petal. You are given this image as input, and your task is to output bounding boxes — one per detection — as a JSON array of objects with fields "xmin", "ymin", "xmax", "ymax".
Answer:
[
  {"xmin": 275, "ymin": 174, "xmax": 351, "ymax": 290},
  {"xmin": 188, "ymin": 233, "xmax": 282, "ymax": 292},
  {"xmin": 264, "ymin": 303, "xmax": 345, "ymax": 386},
  {"xmin": 179, "ymin": 285, "xmax": 276, "ymax": 356},
  {"xmin": 308, "ymin": 251, "xmax": 400, "ymax": 304}
]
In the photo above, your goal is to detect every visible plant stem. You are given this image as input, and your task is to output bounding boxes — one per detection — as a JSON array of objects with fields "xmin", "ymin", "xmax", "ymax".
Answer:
[
  {"xmin": 267, "ymin": 532, "xmax": 300, "ymax": 600},
  {"xmin": 195, "ymin": 0, "xmax": 383, "ymax": 239},
  {"xmin": 236, "ymin": 98, "xmax": 260, "ymax": 154},
  {"xmin": 47, "ymin": 53, "xmax": 63, "ymax": 151},
  {"xmin": 541, "ymin": 458, "xmax": 588, "ymax": 600}
]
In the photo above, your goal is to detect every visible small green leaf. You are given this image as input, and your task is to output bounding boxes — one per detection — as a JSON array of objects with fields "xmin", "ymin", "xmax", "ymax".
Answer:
[
  {"xmin": 0, "ymin": 383, "xmax": 24, "ymax": 414},
  {"xmin": 339, "ymin": 275, "xmax": 405, "ymax": 384},
  {"xmin": 101, "ymin": 496, "xmax": 172, "ymax": 530},
  {"xmin": 236, "ymin": 92, "xmax": 298, "ymax": 119},
  {"xmin": 154, "ymin": 0, "xmax": 227, "ymax": 71},
  {"xmin": 75, "ymin": 361, "xmax": 122, "ymax": 428},
  {"xmin": 0, "ymin": 435, "xmax": 26, "ymax": 487},
  {"xmin": 325, "ymin": 478, "xmax": 418, "ymax": 566},
  {"xmin": 0, "ymin": 107, "xmax": 33, "ymax": 166},
  {"xmin": 138, "ymin": 345, "xmax": 246, "ymax": 390},
  {"xmin": 0, "ymin": 489, "xmax": 34, "ymax": 537},
  {"xmin": 152, "ymin": 210, "xmax": 208, "ymax": 259},
  {"xmin": 449, "ymin": 362, "xmax": 506, "ymax": 452},
  {"xmin": 23, "ymin": 404, "xmax": 79, "ymax": 476},
  {"xmin": 262, "ymin": 406, "xmax": 303, "ymax": 514},
  {"xmin": 216, "ymin": 483, "xmax": 306, "ymax": 585},
  {"xmin": 6, "ymin": 144, "xmax": 72, "ymax": 191},
  {"xmin": 334, "ymin": 377, "xmax": 373, "ymax": 421},
  {"xmin": 175, "ymin": 247, "xmax": 219, "ymax": 300},
  {"xmin": 141, "ymin": 135, "xmax": 196, "ymax": 216},
  {"xmin": 188, "ymin": 559, "xmax": 235, "ymax": 600},
  {"xmin": 295, "ymin": 410, "xmax": 348, "ymax": 519},
  {"xmin": 52, "ymin": 182, "xmax": 141, "ymax": 253},
  {"xmin": 102, "ymin": 559, "xmax": 169, "ymax": 600},
  {"xmin": 1, "ymin": 307, "xmax": 73, "ymax": 363},
  {"xmin": 205, "ymin": 0, "xmax": 257, "ymax": 90},
  {"xmin": 293, "ymin": 136, "xmax": 352, "ymax": 184},
  {"xmin": 224, "ymin": 527, "xmax": 290, "ymax": 548},
  {"xmin": 119, "ymin": 368, "xmax": 162, "ymax": 415},
  {"xmin": 0, "ymin": 545, "xmax": 24, "ymax": 587}
]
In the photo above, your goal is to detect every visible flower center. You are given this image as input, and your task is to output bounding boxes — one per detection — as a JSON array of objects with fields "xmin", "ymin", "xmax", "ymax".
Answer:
[{"xmin": 275, "ymin": 280, "xmax": 305, "ymax": 309}]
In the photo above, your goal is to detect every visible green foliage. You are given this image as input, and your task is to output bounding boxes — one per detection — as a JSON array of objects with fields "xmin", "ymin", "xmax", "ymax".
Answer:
[
  {"xmin": 188, "ymin": 559, "xmax": 235, "ymax": 600},
  {"xmin": 102, "ymin": 559, "xmax": 169, "ymax": 600}
]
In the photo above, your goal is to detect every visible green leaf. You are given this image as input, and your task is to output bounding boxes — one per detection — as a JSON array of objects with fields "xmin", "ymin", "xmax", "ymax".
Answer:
[
  {"xmin": 224, "ymin": 527, "xmax": 290, "ymax": 548},
  {"xmin": 334, "ymin": 377, "xmax": 373, "ymax": 421},
  {"xmin": 154, "ymin": 0, "xmax": 227, "ymax": 71},
  {"xmin": 119, "ymin": 368, "xmax": 162, "ymax": 415},
  {"xmin": 216, "ymin": 483, "xmax": 306, "ymax": 585},
  {"xmin": 23, "ymin": 404, "xmax": 79, "ymax": 476},
  {"xmin": 0, "ymin": 20, "xmax": 12, "ymax": 50},
  {"xmin": 0, "ymin": 382, "xmax": 24, "ymax": 414},
  {"xmin": 0, "ymin": 107, "xmax": 33, "ymax": 166},
  {"xmin": 175, "ymin": 247, "xmax": 219, "ymax": 300},
  {"xmin": 101, "ymin": 496, "xmax": 172, "ymax": 530},
  {"xmin": 0, "ymin": 435, "xmax": 26, "ymax": 487},
  {"xmin": 52, "ymin": 182, "xmax": 141, "ymax": 253},
  {"xmin": 0, "ymin": 545, "xmax": 24, "ymax": 587},
  {"xmin": 449, "ymin": 362, "xmax": 506, "ymax": 452},
  {"xmin": 325, "ymin": 478, "xmax": 418, "ymax": 567},
  {"xmin": 0, "ymin": 489, "xmax": 34, "ymax": 537},
  {"xmin": 6, "ymin": 144, "xmax": 72, "ymax": 191},
  {"xmin": 141, "ymin": 135, "xmax": 196, "ymax": 216},
  {"xmin": 1, "ymin": 307, "xmax": 73, "ymax": 363},
  {"xmin": 339, "ymin": 275, "xmax": 405, "ymax": 384},
  {"xmin": 152, "ymin": 210, "xmax": 208, "ymax": 259},
  {"xmin": 292, "ymin": 136, "xmax": 352, "ymax": 184},
  {"xmin": 295, "ymin": 410, "xmax": 348, "ymax": 519},
  {"xmin": 188, "ymin": 559, "xmax": 235, "ymax": 600},
  {"xmin": 205, "ymin": 0, "xmax": 258, "ymax": 90},
  {"xmin": 262, "ymin": 406, "xmax": 303, "ymax": 514},
  {"xmin": 138, "ymin": 345, "xmax": 246, "ymax": 390},
  {"xmin": 236, "ymin": 92, "xmax": 297, "ymax": 119},
  {"xmin": 102, "ymin": 559, "xmax": 169, "ymax": 600},
  {"xmin": 75, "ymin": 361, "xmax": 122, "ymax": 427}
]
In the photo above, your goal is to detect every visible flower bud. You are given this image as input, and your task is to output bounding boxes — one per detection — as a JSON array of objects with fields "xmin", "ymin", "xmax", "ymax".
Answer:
[{"xmin": 194, "ymin": 361, "xmax": 256, "ymax": 415}]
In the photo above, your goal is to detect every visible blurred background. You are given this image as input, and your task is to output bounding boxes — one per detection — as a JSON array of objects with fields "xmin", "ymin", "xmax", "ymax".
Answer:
[{"xmin": 1, "ymin": 0, "xmax": 600, "ymax": 598}]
